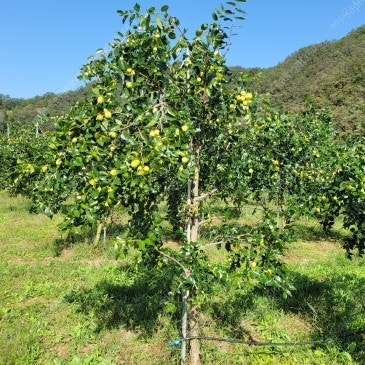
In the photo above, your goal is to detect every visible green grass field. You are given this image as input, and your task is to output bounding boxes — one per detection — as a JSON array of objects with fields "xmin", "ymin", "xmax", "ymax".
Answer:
[{"xmin": 0, "ymin": 190, "xmax": 364, "ymax": 364}]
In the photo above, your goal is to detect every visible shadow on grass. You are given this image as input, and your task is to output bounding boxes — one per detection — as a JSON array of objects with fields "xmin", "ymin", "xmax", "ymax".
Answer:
[
  {"xmin": 275, "ymin": 271, "xmax": 365, "ymax": 360},
  {"xmin": 292, "ymin": 220, "xmax": 347, "ymax": 242},
  {"xmin": 63, "ymin": 264, "xmax": 178, "ymax": 337},
  {"xmin": 281, "ymin": 271, "xmax": 365, "ymax": 331},
  {"xmin": 208, "ymin": 268, "xmax": 364, "ymax": 361},
  {"xmin": 52, "ymin": 221, "xmax": 129, "ymax": 256}
]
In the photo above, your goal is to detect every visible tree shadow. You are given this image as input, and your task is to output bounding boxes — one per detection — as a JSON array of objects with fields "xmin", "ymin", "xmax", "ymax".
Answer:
[
  {"xmin": 271, "ymin": 270, "xmax": 365, "ymax": 361},
  {"xmin": 52, "ymin": 221, "xmax": 129, "ymax": 256},
  {"xmin": 207, "ymin": 288, "xmax": 258, "ymax": 339},
  {"xmin": 292, "ymin": 220, "xmax": 347, "ymax": 242},
  {"xmin": 209, "ymin": 269, "xmax": 364, "ymax": 362},
  {"xmin": 280, "ymin": 271, "xmax": 365, "ymax": 330},
  {"xmin": 63, "ymin": 264, "xmax": 179, "ymax": 337}
]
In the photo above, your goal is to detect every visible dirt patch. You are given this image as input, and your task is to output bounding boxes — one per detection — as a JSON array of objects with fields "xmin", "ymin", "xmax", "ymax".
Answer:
[
  {"xmin": 59, "ymin": 248, "xmax": 73, "ymax": 261},
  {"xmin": 9, "ymin": 256, "xmax": 60, "ymax": 265},
  {"xmin": 80, "ymin": 258, "xmax": 105, "ymax": 266},
  {"xmin": 163, "ymin": 239, "xmax": 180, "ymax": 251},
  {"xmin": 20, "ymin": 295, "xmax": 56, "ymax": 307},
  {"xmin": 80, "ymin": 342, "xmax": 96, "ymax": 355},
  {"xmin": 9, "ymin": 257, "xmax": 40, "ymax": 265},
  {"xmin": 45, "ymin": 335, "xmax": 72, "ymax": 361},
  {"xmin": 276, "ymin": 313, "xmax": 311, "ymax": 339}
]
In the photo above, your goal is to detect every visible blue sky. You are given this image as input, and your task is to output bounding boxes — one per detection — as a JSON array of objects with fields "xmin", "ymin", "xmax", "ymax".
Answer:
[{"xmin": 1, "ymin": 0, "xmax": 364, "ymax": 99}]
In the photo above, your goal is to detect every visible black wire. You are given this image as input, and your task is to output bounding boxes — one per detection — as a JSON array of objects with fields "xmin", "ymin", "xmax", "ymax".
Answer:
[
  {"xmin": 169, "ymin": 329, "xmax": 365, "ymax": 348},
  {"xmin": 182, "ymin": 336, "xmax": 333, "ymax": 346}
]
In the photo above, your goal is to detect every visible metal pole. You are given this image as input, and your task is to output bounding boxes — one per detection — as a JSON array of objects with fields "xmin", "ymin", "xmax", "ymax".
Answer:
[
  {"xmin": 103, "ymin": 225, "xmax": 107, "ymax": 244},
  {"xmin": 181, "ymin": 290, "xmax": 189, "ymax": 364},
  {"xmin": 182, "ymin": 178, "xmax": 192, "ymax": 364}
]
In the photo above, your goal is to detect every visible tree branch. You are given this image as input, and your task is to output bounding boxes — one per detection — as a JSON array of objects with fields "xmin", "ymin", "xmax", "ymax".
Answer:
[
  {"xmin": 157, "ymin": 249, "xmax": 191, "ymax": 278},
  {"xmin": 198, "ymin": 231, "xmax": 254, "ymax": 250},
  {"xmin": 198, "ymin": 240, "xmax": 226, "ymax": 250},
  {"xmin": 195, "ymin": 188, "xmax": 217, "ymax": 202},
  {"xmin": 198, "ymin": 216, "xmax": 222, "ymax": 228}
]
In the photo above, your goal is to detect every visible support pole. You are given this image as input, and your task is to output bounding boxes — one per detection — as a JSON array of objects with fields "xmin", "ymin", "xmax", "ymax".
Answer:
[
  {"xmin": 103, "ymin": 224, "xmax": 107, "ymax": 243},
  {"xmin": 181, "ymin": 290, "xmax": 189, "ymax": 364}
]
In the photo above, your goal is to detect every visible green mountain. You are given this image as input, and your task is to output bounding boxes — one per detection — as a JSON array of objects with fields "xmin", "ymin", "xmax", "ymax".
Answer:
[
  {"xmin": 1, "ymin": 25, "xmax": 364, "ymax": 135},
  {"xmin": 251, "ymin": 25, "xmax": 365, "ymax": 134},
  {"xmin": 0, "ymin": 86, "xmax": 92, "ymax": 134}
]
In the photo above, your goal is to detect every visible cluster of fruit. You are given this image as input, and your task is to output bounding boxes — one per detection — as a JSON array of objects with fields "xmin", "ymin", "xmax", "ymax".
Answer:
[{"xmin": 236, "ymin": 90, "xmax": 253, "ymax": 106}]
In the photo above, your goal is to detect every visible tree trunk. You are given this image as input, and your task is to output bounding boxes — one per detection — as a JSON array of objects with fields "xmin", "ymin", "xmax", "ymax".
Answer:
[
  {"xmin": 189, "ymin": 305, "xmax": 201, "ymax": 365},
  {"xmin": 191, "ymin": 176, "xmax": 199, "ymax": 243},
  {"xmin": 93, "ymin": 221, "xmax": 103, "ymax": 245}
]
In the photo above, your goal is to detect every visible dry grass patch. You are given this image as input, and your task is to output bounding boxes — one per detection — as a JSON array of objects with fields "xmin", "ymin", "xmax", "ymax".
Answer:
[
  {"xmin": 276, "ymin": 313, "xmax": 311, "ymax": 340},
  {"xmin": 285, "ymin": 240, "xmax": 342, "ymax": 265}
]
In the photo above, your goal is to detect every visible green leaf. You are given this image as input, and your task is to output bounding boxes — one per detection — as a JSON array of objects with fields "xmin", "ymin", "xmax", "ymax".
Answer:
[
  {"xmin": 73, "ymin": 157, "xmax": 83, "ymax": 166},
  {"xmin": 145, "ymin": 119, "xmax": 157, "ymax": 128},
  {"xmin": 347, "ymin": 342, "xmax": 357, "ymax": 353},
  {"xmin": 155, "ymin": 15, "xmax": 163, "ymax": 29},
  {"xmin": 145, "ymin": 13, "xmax": 150, "ymax": 29},
  {"xmin": 161, "ymin": 5, "xmax": 169, "ymax": 12}
]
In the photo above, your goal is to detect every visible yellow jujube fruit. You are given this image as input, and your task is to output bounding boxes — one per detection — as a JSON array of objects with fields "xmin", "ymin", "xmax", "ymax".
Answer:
[
  {"xmin": 149, "ymin": 129, "xmax": 160, "ymax": 137},
  {"xmin": 126, "ymin": 67, "xmax": 135, "ymax": 75},
  {"xmin": 104, "ymin": 109, "xmax": 112, "ymax": 119},
  {"xmin": 89, "ymin": 178, "xmax": 98, "ymax": 186},
  {"xmin": 137, "ymin": 165, "xmax": 146, "ymax": 175},
  {"xmin": 130, "ymin": 159, "xmax": 141, "ymax": 168}
]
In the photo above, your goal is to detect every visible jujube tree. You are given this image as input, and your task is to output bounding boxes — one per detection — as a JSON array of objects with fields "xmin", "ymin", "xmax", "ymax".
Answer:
[{"xmin": 19, "ymin": 2, "xmax": 296, "ymax": 363}]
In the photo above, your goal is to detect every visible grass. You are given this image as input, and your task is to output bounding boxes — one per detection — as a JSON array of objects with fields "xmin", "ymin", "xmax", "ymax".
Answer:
[{"xmin": 0, "ymin": 190, "xmax": 364, "ymax": 364}]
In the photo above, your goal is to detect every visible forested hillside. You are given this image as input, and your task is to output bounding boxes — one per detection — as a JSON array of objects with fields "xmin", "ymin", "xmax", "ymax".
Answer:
[
  {"xmin": 0, "ymin": 85, "xmax": 92, "ymax": 134},
  {"xmin": 251, "ymin": 25, "xmax": 365, "ymax": 134},
  {"xmin": 1, "ymin": 25, "xmax": 364, "ymax": 135}
]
